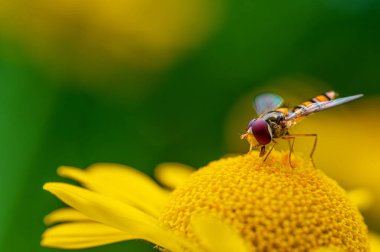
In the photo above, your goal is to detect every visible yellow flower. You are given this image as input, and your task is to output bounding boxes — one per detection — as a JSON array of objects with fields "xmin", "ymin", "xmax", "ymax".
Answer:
[
  {"xmin": 0, "ymin": 0, "xmax": 223, "ymax": 83},
  {"xmin": 42, "ymin": 150, "xmax": 370, "ymax": 251}
]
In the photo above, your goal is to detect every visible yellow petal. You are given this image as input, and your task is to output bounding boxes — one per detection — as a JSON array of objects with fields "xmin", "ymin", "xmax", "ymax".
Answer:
[
  {"xmin": 191, "ymin": 213, "xmax": 249, "ymax": 252},
  {"xmin": 43, "ymin": 182, "xmax": 193, "ymax": 252},
  {"xmin": 346, "ymin": 188, "xmax": 375, "ymax": 211},
  {"xmin": 57, "ymin": 163, "xmax": 169, "ymax": 217},
  {"xmin": 154, "ymin": 163, "xmax": 194, "ymax": 189},
  {"xmin": 44, "ymin": 207, "xmax": 90, "ymax": 225},
  {"xmin": 370, "ymin": 232, "xmax": 380, "ymax": 252},
  {"xmin": 41, "ymin": 221, "xmax": 134, "ymax": 249}
]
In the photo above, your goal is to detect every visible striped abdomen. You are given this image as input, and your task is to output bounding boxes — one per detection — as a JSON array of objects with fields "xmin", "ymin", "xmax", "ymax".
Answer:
[{"xmin": 292, "ymin": 91, "xmax": 337, "ymax": 113}]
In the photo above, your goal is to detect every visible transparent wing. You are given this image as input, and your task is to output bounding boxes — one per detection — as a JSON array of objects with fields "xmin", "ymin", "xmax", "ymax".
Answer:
[
  {"xmin": 286, "ymin": 94, "xmax": 363, "ymax": 121},
  {"xmin": 254, "ymin": 93, "xmax": 284, "ymax": 116}
]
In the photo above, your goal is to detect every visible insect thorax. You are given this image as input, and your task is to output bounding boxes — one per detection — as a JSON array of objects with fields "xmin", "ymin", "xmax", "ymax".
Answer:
[{"xmin": 261, "ymin": 111, "xmax": 288, "ymax": 138}]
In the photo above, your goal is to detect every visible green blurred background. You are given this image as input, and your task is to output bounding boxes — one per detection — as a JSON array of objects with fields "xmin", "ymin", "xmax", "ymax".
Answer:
[{"xmin": 0, "ymin": 0, "xmax": 379, "ymax": 251}]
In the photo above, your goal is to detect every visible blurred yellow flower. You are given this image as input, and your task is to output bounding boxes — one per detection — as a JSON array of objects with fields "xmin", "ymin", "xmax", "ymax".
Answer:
[
  {"xmin": 0, "ymin": 0, "xmax": 223, "ymax": 82},
  {"xmin": 42, "ymin": 151, "xmax": 369, "ymax": 251},
  {"xmin": 294, "ymin": 98, "xmax": 380, "ymax": 226}
]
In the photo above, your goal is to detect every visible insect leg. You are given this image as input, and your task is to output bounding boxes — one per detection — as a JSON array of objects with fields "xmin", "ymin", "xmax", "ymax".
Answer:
[
  {"xmin": 282, "ymin": 136, "xmax": 296, "ymax": 168},
  {"xmin": 259, "ymin": 146, "xmax": 266, "ymax": 157},
  {"xmin": 286, "ymin": 133, "xmax": 318, "ymax": 168},
  {"xmin": 264, "ymin": 140, "xmax": 277, "ymax": 162}
]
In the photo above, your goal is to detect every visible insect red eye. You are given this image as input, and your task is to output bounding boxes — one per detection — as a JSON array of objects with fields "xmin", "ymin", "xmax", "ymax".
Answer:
[{"xmin": 251, "ymin": 119, "xmax": 272, "ymax": 145}]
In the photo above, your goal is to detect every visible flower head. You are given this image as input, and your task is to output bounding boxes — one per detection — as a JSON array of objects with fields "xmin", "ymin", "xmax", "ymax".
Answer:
[
  {"xmin": 160, "ymin": 151, "xmax": 368, "ymax": 251},
  {"xmin": 42, "ymin": 150, "xmax": 369, "ymax": 251}
]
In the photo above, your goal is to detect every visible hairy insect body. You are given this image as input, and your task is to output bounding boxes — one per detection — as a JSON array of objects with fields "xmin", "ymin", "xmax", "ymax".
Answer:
[{"xmin": 261, "ymin": 111, "xmax": 288, "ymax": 138}]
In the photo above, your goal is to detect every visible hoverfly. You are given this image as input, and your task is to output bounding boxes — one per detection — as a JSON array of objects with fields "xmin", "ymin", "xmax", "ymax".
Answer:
[{"xmin": 240, "ymin": 91, "xmax": 363, "ymax": 167}]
